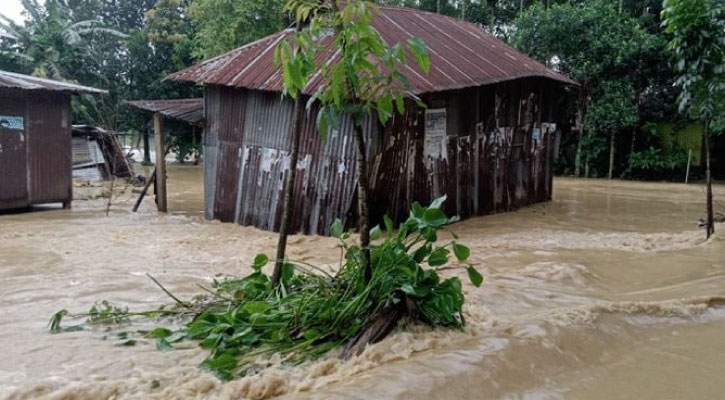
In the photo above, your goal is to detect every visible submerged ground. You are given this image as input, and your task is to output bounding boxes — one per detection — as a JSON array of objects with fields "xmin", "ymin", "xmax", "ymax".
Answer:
[{"xmin": 1, "ymin": 165, "xmax": 724, "ymax": 400}]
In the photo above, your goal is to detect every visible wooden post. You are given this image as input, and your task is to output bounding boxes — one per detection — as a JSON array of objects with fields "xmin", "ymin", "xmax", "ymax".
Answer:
[
  {"xmin": 685, "ymin": 149, "xmax": 692, "ymax": 184},
  {"xmin": 154, "ymin": 112, "xmax": 167, "ymax": 213}
]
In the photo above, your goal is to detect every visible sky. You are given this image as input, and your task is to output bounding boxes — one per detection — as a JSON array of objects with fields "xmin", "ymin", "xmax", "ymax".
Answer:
[{"xmin": 2, "ymin": 0, "xmax": 30, "ymax": 23}]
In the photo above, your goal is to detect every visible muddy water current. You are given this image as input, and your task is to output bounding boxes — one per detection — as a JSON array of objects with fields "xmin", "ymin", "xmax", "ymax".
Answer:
[{"xmin": 1, "ymin": 165, "xmax": 724, "ymax": 400}]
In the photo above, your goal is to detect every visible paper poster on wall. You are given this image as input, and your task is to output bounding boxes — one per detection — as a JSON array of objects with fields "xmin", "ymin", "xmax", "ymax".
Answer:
[
  {"xmin": 0, "ymin": 116, "xmax": 24, "ymax": 130},
  {"xmin": 424, "ymin": 108, "xmax": 446, "ymax": 159}
]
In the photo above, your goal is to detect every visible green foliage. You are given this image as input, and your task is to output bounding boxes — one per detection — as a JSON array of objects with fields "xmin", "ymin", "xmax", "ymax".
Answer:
[
  {"xmin": 626, "ymin": 146, "xmax": 689, "ymax": 180},
  {"xmin": 512, "ymin": 1, "xmax": 652, "ymax": 86},
  {"xmin": 512, "ymin": 0, "xmax": 659, "ymax": 177},
  {"xmin": 49, "ymin": 197, "xmax": 482, "ymax": 381},
  {"xmin": 275, "ymin": 0, "xmax": 431, "ymax": 138},
  {"xmin": 661, "ymin": 0, "xmax": 725, "ymax": 123},
  {"xmin": 188, "ymin": 0, "xmax": 285, "ymax": 60}
]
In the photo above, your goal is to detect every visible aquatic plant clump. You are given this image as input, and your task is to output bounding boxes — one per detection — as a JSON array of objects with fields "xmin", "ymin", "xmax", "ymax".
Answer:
[{"xmin": 49, "ymin": 196, "xmax": 482, "ymax": 380}]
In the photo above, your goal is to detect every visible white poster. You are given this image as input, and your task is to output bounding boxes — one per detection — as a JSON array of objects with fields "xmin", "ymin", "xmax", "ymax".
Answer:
[
  {"xmin": 0, "ymin": 116, "xmax": 24, "ymax": 130},
  {"xmin": 424, "ymin": 108, "xmax": 446, "ymax": 160}
]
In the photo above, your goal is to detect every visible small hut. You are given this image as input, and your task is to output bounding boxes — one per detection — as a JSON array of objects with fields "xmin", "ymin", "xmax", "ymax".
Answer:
[
  {"xmin": 168, "ymin": 6, "xmax": 575, "ymax": 234},
  {"xmin": 0, "ymin": 70, "xmax": 106, "ymax": 210}
]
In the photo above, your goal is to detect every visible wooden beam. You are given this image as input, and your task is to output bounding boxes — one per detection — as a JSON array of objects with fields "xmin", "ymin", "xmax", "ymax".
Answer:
[{"xmin": 154, "ymin": 112, "xmax": 167, "ymax": 212}]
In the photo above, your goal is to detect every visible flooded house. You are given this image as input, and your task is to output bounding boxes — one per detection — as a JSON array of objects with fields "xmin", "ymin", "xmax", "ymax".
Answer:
[
  {"xmin": 0, "ymin": 70, "xmax": 106, "ymax": 211},
  {"xmin": 168, "ymin": 6, "xmax": 575, "ymax": 234}
]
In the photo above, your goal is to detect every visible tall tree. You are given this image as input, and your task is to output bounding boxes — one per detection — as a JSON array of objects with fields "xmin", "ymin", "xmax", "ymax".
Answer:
[
  {"xmin": 512, "ymin": 0, "xmax": 654, "ymax": 177},
  {"xmin": 662, "ymin": 0, "xmax": 725, "ymax": 238},
  {"xmin": 188, "ymin": 0, "xmax": 285, "ymax": 60}
]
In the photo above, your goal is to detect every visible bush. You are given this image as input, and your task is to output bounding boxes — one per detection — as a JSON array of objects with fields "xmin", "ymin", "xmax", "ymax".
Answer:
[
  {"xmin": 49, "ymin": 196, "xmax": 482, "ymax": 380},
  {"xmin": 625, "ymin": 145, "xmax": 689, "ymax": 180}
]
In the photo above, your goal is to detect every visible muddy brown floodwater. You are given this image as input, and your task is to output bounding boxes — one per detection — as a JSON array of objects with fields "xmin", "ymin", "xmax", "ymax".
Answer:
[{"xmin": 1, "ymin": 164, "xmax": 724, "ymax": 400}]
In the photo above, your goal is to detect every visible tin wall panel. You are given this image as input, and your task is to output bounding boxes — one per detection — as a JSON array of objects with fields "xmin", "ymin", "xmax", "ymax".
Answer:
[
  {"xmin": 370, "ymin": 78, "xmax": 556, "ymax": 226},
  {"xmin": 203, "ymin": 88, "xmax": 220, "ymax": 219},
  {"xmin": 0, "ymin": 97, "xmax": 29, "ymax": 209},
  {"xmin": 207, "ymin": 79, "xmax": 558, "ymax": 235},
  {"xmin": 212, "ymin": 86, "xmax": 246, "ymax": 222},
  {"xmin": 27, "ymin": 92, "xmax": 72, "ymax": 204}
]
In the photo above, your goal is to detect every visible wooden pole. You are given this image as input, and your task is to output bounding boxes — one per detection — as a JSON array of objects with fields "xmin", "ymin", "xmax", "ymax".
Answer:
[
  {"xmin": 685, "ymin": 149, "xmax": 692, "ymax": 184},
  {"xmin": 132, "ymin": 170, "xmax": 156, "ymax": 212},
  {"xmin": 154, "ymin": 112, "xmax": 167, "ymax": 213}
]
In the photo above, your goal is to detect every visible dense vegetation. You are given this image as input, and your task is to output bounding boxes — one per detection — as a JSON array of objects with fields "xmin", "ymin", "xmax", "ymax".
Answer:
[
  {"xmin": 1, "ymin": 0, "xmax": 722, "ymax": 179},
  {"xmin": 50, "ymin": 198, "xmax": 483, "ymax": 380}
]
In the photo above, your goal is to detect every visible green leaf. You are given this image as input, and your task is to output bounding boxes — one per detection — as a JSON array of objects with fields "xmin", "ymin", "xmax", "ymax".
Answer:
[
  {"xmin": 407, "ymin": 37, "xmax": 431, "ymax": 73},
  {"xmin": 413, "ymin": 244, "xmax": 432, "ymax": 262},
  {"xmin": 428, "ymin": 248, "xmax": 449, "ymax": 266},
  {"xmin": 303, "ymin": 328, "xmax": 320, "ymax": 341},
  {"xmin": 116, "ymin": 339, "xmax": 137, "ymax": 346},
  {"xmin": 242, "ymin": 301, "xmax": 269, "ymax": 315},
  {"xmin": 146, "ymin": 327, "xmax": 172, "ymax": 339},
  {"xmin": 252, "ymin": 254, "xmax": 268, "ymax": 271},
  {"xmin": 453, "ymin": 243, "xmax": 470, "ymax": 261},
  {"xmin": 429, "ymin": 195, "xmax": 447, "ymax": 209},
  {"xmin": 423, "ymin": 208, "xmax": 447, "ymax": 227},
  {"xmin": 384, "ymin": 215, "xmax": 394, "ymax": 236},
  {"xmin": 156, "ymin": 338, "xmax": 174, "ymax": 352},
  {"xmin": 467, "ymin": 266, "xmax": 484, "ymax": 288},
  {"xmin": 200, "ymin": 352, "xmax": 238, "ymax": 381},
  {"xmin": 330, "ymin": 218, "xmax": 344, "ymax": 238},
  {"xmin": 369, "ymin": 225, "xmax": 381, "ymax": 241},
  {"xmin": 281, "ymin": 262, "xmax": 294, "ymax": 285}
]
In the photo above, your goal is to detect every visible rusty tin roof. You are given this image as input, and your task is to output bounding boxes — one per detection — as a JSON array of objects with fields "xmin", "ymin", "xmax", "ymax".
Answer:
[
  {"xmin": 125, "ymin": 98, "xmax": 204, "ymax": 124},
  {"xmin": 0, "ymin": 70, "xmax": 107, "ymax": 95},
  {"xmin": 168, "ymin": 5, "xmax": 575, "ymax": 94}
]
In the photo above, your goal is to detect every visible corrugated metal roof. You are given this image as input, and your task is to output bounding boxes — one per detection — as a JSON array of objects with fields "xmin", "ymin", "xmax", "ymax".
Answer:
[
  {"xmin": 0, "ymin": 70, "xmax": 107, "ymax": 95},
  {"xmin": 125, "ymin": 98, "xmax": 204, "ymax": 124},
  {"xmin": 168, "ymin": 5, "xmax": 575, "ymax": 94}
]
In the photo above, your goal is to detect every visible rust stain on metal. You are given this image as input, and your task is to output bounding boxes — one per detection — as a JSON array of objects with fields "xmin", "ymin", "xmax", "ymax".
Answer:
[
  {"xmin": 0, "ymin": 71, "xmax": 106, "ymax": 211},
  {"xmin": 0, "ymin": 70, "xmax": 107, "ymax": 94},
  {"xmin": 168, "ymin": 6, "xmax": 575, "ymax": 94},
  {"xmin": 125, "ymin": 98, "xmax": 204, "ymax": 125},
  {"xmin": 166, "ymin": 6, "xmax": 572, "ymax": 235}
]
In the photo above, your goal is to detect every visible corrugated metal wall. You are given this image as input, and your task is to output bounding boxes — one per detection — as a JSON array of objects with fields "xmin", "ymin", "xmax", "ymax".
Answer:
[
  {"xmin": 205, "ymin": 86, "xmax": 378, "ymax": 234},
  {"xmin": 369, "ymin": 77, "xmax": 557, "ymax": 223},
  {"xmin": 0, "ymin": 88, "xmax": 72, "ymax": 210},
  {"xmin": 0, "ymin": 93, "xmax": 29, "ymax": 209},
  {"xmin": 206, "ymin": 77, "xmax": 560, "ymax": 235}
]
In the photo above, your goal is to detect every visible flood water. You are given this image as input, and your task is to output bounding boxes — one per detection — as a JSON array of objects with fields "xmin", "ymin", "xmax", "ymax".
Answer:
[{"xmin": 1, "ymin": 165, "xmax": 724, "ymax": 400}]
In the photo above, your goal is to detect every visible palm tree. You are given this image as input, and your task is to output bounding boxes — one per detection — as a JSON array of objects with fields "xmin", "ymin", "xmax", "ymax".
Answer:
[{"xmin": 0, "ymin": 0, "xmax": 127, "ymax": 80}]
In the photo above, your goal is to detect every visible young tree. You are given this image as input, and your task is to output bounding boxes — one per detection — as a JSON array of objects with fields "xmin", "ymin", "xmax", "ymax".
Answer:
[
  {"xmin": 275, "ymin": 0, "xmax": 430, "ymax": 281},
  {"xmin": 662, "ymin": 0, "xmax": 725, "ymax": 238}
]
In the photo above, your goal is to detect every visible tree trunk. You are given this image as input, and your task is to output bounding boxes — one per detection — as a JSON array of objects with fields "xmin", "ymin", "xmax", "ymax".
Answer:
[
  {"xmin": 629, "ymin": 125, "xmax": 637, "ymax": 166},
  {"xmin": 272, "ymin": 22, "xmax": 305, "ymax": 286},
  {"xmin": 618, "ymin": 0, "xmax": 624, "ymax": 14},
  {"xmin": 574, "ymin": 104, "xmax": 585, "ymax": 177},
  {"xmin": 608, "ymin": 131, "xmax": 615, "ymax": 180},
  {"xmin": 353, "ymin": 121, "xmax": 371, "ymax": 281},
  {"xmin": 704, "ymin": 121, "xmax": 714, "ymax": 239}
]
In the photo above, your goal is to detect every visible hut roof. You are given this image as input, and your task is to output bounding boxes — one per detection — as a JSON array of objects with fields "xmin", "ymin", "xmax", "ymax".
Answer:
[
  {"xmin": 125, "ymin": 98, "xmax": 204, "ymax": 124},
  {"xmin": 0, "ymin": 70, "xmax": 107, "ymax": 95},
  {"xmin": 167, "ymin": 5, "xmax": 575, "ymax": 95}
]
